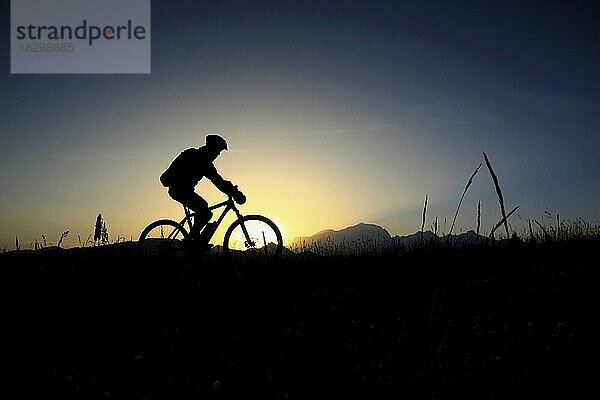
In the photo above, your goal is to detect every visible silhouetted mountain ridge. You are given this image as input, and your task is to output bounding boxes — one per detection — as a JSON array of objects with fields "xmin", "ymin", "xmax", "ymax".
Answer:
[
  {"xmin": 290, "ymin": 223, "xmax": 486, "ymax": 251},
  {"xmin": 290, "ymin": 223, "xmax": 391, "ymax": 248}
]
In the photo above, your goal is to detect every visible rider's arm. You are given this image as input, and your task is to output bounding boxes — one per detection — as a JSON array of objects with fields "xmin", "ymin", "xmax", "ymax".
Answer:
[{"xmin": 205, "ymin": 164, "xmax": 236, "ymax": 195}]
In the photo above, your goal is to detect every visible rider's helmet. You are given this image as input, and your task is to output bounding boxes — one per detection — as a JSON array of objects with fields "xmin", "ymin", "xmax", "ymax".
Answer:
[{"xmin": 206, "ymin": 134, "xmax": 228, "ymax": 151}]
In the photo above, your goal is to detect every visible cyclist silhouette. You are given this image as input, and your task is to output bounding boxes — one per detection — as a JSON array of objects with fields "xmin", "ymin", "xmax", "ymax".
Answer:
[{"xmin": 160, "ymin": 134, "xmax": 246, "ymax": 243}]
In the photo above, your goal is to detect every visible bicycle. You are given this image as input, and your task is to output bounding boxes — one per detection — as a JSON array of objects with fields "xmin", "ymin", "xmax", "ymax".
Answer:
[{"xmin": 138, "ymin": 192, "xmax": 283, "ymax": 262}]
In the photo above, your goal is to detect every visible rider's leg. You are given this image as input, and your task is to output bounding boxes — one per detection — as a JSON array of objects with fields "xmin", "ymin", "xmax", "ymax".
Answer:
[
  {"xmin": 168, "ymin": 188, "xmax": 212, "ymax": 239},
  {"xmin": 186, "ymin": 195, "xmax": 212, "ymax": 239}
]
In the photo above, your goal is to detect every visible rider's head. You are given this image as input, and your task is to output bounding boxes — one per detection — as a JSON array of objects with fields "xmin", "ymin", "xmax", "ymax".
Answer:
[{"xmin": 205, "ymin": 134, "xmax": 228, "ymax": 157}]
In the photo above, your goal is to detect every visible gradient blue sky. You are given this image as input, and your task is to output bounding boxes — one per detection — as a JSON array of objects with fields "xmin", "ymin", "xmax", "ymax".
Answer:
[{"xmin": 1, "ymin": 0, "xmax": 599, "ymax": 248}]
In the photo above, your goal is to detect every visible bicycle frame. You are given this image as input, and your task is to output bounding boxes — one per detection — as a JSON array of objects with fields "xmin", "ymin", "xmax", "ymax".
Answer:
[{"xmin": 179, "ymin": 197, "xmax": 253, "ymax": 245}]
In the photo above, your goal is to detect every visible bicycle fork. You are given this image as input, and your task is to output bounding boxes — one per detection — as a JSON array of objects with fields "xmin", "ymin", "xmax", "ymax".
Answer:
[{"xmin": 233, "ymin": 208, "xmax": 255, "ymax": 247}]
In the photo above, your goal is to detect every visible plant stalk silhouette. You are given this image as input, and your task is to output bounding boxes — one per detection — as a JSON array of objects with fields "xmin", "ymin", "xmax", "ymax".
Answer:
[
  {"xmin": 421, "ymin": 194, "xmax": 428, "ymax": 244},
  {"xmin": 449, "ymin": 162, "xmax": 482, "ymax": 238},
  {"xmin": 483, "ymin": 152, "xmax": 510, "ymax": 238},
  {"xmin": 476, "ymin": 201, "xmax": 481, "ymax": 240},
  {"xmin": 489, "ymin": 206, "xmax": 519, "ymax": 239}
]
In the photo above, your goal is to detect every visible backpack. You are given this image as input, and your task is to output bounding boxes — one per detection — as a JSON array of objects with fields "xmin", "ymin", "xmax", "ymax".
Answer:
[{"xmin": 159, "ymin": 148, "xmax": 197, "ymax": 187}]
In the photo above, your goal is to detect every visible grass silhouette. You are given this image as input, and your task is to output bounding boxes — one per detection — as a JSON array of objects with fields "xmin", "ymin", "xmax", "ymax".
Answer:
[
  {"xmin": 3, "ymin": 153, "xmax": 599, "ymax": 398},
  {"xmin": 3, "ymin": 234, "xmax": 598, "ymax": 398},
  {"xmin": 483, "ymin": 151, "xmax": 511, "ymax": 238}
]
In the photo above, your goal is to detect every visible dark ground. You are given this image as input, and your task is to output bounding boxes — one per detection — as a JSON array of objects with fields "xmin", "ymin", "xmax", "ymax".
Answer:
[{"xmin": 2, "ymin": 240, "xmax": 598, "ymax": 399}]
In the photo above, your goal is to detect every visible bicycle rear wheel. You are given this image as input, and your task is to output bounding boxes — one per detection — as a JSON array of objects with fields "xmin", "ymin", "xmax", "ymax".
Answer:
[
  {"xmin": 223, "ymin": 215, "xmax": 283, "ymax": 263},
  {"xmin": 138, "ymin": 219, "xmax": 189, "ymax": 257}
]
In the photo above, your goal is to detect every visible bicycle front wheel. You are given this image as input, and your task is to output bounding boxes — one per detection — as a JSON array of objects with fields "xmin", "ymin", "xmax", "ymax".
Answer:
[
  {"xmin": 223, "ymin": 215, "xmax": 283, "ymax": 263},
  {"xmin": 138, "ymin": 219, "xmax": 189, "ymax": 257}
]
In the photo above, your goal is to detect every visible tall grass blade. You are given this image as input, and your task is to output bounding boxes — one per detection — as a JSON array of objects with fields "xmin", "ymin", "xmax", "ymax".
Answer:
[
  {"xmin": 57, "ymin": 230, "xmax": 69, "ymax": 248},
  {"xmin": 449, "ymin": 163, "xmax": 482, "ymax": 237},
  {"xmin": 476, "ymin": 200, "xmax": 481, "ymax": 239},
  {"xmin": 528, "ymin": 219, "xmax": 534, "ymax": 240},
  {"xmin": 534, "ymin": 219, "xmax": 551, "ymax": 241},
  {"xmin": 489, "ymin": 205, "xmax": 519, "ymax": 239},
  {"xmin": 483, "ymin": 151, "xmax": 510, "ymax": 238},
  {"xmin": 421, "ymin": 194, "xmax": 428, "ymax": 244}
]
